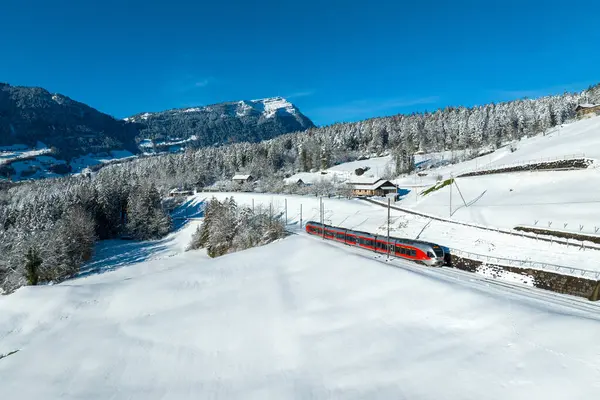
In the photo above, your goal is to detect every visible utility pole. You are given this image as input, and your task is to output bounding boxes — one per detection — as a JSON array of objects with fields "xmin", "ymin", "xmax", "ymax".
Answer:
[
  {"xmin": 453, "ymin": 177, "xmax": 468, "ymax": 208},
  {"xmin": 387, "ymin": 198, "xmax": 391, "ymax": 259},
  {"xmin": 285, "ymin": 198, "xmax": 288, "ymax": 226},
  {"xmin": 300, "ymin": 204, "xmax": 303, "ymax": 228},
  {"xmin": 449, "ymin": 179, "xmax": 452, "ymax": 217},
  {"xmin": 320, "ymin": 197, "xmax": 325, "ymax": 240}
]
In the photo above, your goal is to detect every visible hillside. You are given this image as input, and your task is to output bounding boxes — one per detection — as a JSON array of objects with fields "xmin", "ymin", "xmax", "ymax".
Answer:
[
  {"xmin": 127, "ymin": 97, "xmax": 315, "ymax": 152},
  {"xmin": 0, "ymin": 84, "xmax": 314, "ymax": 181},
  {"xmin": 1, "ymin": 218, "xmax": 599, "ymax": 399},
  {"xmin": 0, "ymin": 83, "xmax": 140, "ymax": 162},
  {"xmin": 395, "ymin": 115, "xmax": 600, "ymax": 235}
]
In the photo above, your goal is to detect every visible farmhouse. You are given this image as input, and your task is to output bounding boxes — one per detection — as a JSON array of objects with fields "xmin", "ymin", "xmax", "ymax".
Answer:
[
  {"xmin": 294, "ymin": 178, "xmax": 307, "ymax": 187},
  {"xmin": 348, "ymin": 176, "xmax": 398, "ymax": 197},
  {"xmin": 232, "ymin": 174, "xmax": 254, "ymax": 184},
  {"xmin": 575, "ymin": 104, "xmax": 600, "ymax": 117}
]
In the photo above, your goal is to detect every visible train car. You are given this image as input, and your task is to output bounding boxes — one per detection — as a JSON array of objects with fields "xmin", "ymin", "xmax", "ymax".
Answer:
[{"xmin": 305, "ymin": 221, "xmax": 445, "ymax": 266}]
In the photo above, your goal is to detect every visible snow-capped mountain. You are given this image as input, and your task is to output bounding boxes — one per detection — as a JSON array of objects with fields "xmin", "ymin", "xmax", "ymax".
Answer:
[
  {"xmin": 0, "ymin": 84, "xmax": 315, "ymax": 180},
  {"xmin": 127, "ymin": 97, "xmax": 315, "ymax": 151},
  {"xmin": 127, "ymin": 97, "xmax": 303, "ymax": 122}
]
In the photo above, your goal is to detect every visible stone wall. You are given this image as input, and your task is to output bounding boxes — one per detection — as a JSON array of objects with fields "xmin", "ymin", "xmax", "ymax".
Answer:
[
  {"xmin": 458, "ymin": 158, "xmax": 592, "ymax": 178},
  {"xmin": 451, "ymin": 254, "xmax": 600, "ymax": 301}
]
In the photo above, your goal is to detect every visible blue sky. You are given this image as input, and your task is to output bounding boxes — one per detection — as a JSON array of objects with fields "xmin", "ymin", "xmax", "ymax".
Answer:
[{"xmin": 2, "ymin": 0, "xmax": 599, "ymax": 126}]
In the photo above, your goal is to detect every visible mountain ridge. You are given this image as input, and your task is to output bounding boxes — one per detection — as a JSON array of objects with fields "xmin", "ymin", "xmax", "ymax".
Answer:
[
  {"xmin": 0, "ymin": 83, "xmax": 315, "ymax": 180},
  {"xmin": 126, "ymin": 96, "xmax": 315, "ymax": 151}
]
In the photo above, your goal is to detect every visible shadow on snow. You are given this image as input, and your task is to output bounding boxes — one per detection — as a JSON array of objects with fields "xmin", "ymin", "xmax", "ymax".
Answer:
[{"xmin": 79, "ymin": 199, "xmax": 204, "ymax": 278}]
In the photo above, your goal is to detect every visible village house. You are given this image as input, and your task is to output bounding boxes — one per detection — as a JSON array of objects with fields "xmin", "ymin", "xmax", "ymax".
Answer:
[
  {"xmin": 575, "ymin": 104, "xmax": 600, "ymax": 117},
  {"xmin": 232, "ymin": 174, "xmax": 254, "ymax": 184},
  {"xmin": 347, "ymin": 176, "xmax": 398, "ymax": 198}
]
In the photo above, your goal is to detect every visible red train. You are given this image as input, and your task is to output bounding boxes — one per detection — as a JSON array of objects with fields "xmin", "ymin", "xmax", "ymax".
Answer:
[{"xmin": 305, "ymin": 221, "xmax": 450, "ymax": 266}]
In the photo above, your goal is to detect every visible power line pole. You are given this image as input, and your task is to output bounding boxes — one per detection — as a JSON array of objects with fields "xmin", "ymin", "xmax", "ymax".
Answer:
[
  {"xmin": 453, "ymin": 177, "xmax": 468, "ymax": 208},
  {"xmin": 285, "ymin": 198, "xmax": 288, "ymax": 226},
  {"xmin": 449, "ymin": 180, "xmax": 452, "ymax": 217},
  {"xmin": 300, "ymin": 203, "xmax": 303, "ymax": 228},
  {"xmin": 320, "ymin": 197, "xmax": 325, "ymax": 240},
  {"xmin": 387, "ymin": 197, "xmax": 391, "ymax": 259}
]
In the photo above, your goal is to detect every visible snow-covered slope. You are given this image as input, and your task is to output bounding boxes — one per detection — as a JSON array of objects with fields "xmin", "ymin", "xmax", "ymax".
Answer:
[
  {"xmin": 247, "ymin": 97, "xmax": 299, "ymax": 118},
  {"xmin": 407, "ymin": 169, "xmax": 600, "ymax": 233},
  {"xmin": 1, "ymin": 216, "xmax": 600, "ymax": 399},
  {"xmin": 0, "ymin": 143, "xmax": 136, "ymax": 181},
  {"xmin": 284, "ymin": 155, "xmax": 394, "ymax": 185},
  {"xmin": 394, "ymin": 116, "xmax": 600, "ymax": 233},
  {"xmin": 127, "ymin": 97, "xmax": 301, "ymax": 123},
  {"xmin": 397, "ymin": 115, "xmax": 600, "ymax": 188},
  {"xmin": 127, "ymin": 96, "xmax": 315, "ymax": 150}
]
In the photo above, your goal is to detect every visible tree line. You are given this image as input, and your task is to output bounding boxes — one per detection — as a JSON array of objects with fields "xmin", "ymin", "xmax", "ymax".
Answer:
[
  {"xmin": 187, "ymin": 197, "xmax": 286, "ymax": 257},
  {"xmin": 1, "ymin": 84, "xmax": 598, "ymax": 293}
]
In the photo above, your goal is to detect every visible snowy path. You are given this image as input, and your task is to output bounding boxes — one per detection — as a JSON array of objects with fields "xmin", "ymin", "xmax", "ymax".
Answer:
[{"xmin": 1, "ymin": 233, "xmax": 600, "ymax": 399}]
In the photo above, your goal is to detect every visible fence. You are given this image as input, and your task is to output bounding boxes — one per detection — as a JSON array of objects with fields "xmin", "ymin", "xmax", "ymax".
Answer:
[
  {"xmin": 525, "ymin": 222, "xmax": 600, "ymax": 238},
  {"xmin": 450, "ymin": 248, "xmax": 600, "ymax": 280}
]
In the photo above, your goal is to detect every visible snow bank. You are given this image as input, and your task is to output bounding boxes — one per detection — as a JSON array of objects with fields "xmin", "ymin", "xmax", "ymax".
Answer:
[{"xmin": 1, "ymin": 233, "xmax": 599, "ymax": 399}]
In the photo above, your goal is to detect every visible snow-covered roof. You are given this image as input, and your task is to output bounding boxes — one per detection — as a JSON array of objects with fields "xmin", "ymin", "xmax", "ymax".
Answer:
[
  {"xmin": 232, "ymin": 174, "xmax": 252, "ymax": 180},
  {"xmin": 169, "ymin": 188, "xmax": 193, "ymax": 193},
  {"xmin": 577, "ymin": 103, "xmax": 600, "ymax": 108},
  {"xmin": 352, "ymin": 180, "xmax": 397, "ymax": 190},
  {"xmin": 347, "ymin": 175, "xmax": 382, "ymax": 185}
]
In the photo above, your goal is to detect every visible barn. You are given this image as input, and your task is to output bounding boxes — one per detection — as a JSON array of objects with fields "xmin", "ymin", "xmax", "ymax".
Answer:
[{"xmin": 575, "ymin": 104, "xmax": 600, "ymax": 117}]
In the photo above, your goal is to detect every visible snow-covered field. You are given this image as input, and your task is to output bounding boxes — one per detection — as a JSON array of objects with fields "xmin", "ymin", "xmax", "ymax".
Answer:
[
  {"xmin": 201, "ymin": 192, "xmax": 600, "ymax": 274},
  {"xmin": 70, "ymin": 150, "xmax": 137, "ymax": 173},
  {"xmin": 405, "ymin": 169, "xmax": 600, "ymax": 233},
  {"xmin": 0, "ymin": 144, "xmax": 136, "ymax": 180},
  {"xmin": 2, "ymin": 208, "xmax": 600, "ymax": 399},
  {"xmin": 0, "ymin": 142, "xmax": 51, "ymax": 165},
  {"xmin": 284, "ymin": 155, "xmax": 394, "ymax": 185},
  {"xmin": 290, "ymin": 116, "xmax": 600, "ymax": 239},
  {"xmin": 397, "ymin": 115, "xmax": 600, "ymax": 189},
  {"xmin": 393, "ymin": 116, "xmax": 600, "ymax": 235}
]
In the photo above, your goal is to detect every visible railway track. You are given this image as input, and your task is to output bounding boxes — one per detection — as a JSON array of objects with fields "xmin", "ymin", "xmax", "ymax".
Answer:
[
  {"xmin": 362, "ymin": 198, "xmax": 600, "ymax": 252},
  {"xmin": 302, "ymin": 231, "xmax": 600, "ymax": 316}
]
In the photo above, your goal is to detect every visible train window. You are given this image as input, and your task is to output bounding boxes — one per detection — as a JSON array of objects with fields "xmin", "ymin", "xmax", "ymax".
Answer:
[
  {"xmin": 366, "ymin": 239, "xmax": 373, "ymax": 247},
  {"xmin": 347, "ymin": 236, "xmax": 356, "ymax": 244},
  {"xmin": 410, "ymin": 250, "xmax": 416, "ymax": 257},
  {"xmin": 338, "ymin": 233, "xmax": 345, "ymax": 239},
  {"xmin": 427, "ymin": 251, "xmax": 434, "ymax": 258}
]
